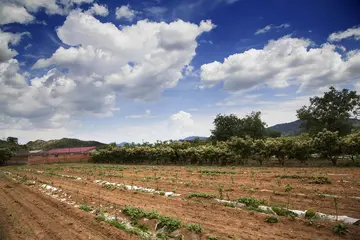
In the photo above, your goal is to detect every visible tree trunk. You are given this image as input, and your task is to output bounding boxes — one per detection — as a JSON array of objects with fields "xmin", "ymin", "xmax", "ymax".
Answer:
[{"xmin": 331, "ymin": 158, "xmax": 337, "ymax": 166}]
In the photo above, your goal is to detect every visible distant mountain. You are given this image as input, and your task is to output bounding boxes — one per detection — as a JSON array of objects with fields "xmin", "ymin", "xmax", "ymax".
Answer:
[
  {"xmin": 26, "ymin": 138, "xmax": 106, "ymax": 150},
  {"xmin": 181, "ymin": 136, "xmax": 208, "ymax": 141},
  {"xmin": 268, "ymin": 119, "xmax": 360, "ymax": 136},
  {"xmin": 268, "ymin": 120, "xmax": 302, "ymax": 136}
]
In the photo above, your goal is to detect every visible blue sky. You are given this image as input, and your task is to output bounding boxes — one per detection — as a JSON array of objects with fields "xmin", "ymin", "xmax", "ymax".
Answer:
[{"xmin": 0, "ymin": 0, "xmax": 360, "ymax": 143}]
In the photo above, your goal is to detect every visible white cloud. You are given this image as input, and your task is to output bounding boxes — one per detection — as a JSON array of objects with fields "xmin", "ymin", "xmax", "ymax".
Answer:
[
  {"xmin": 328, "ymin": 26, "xmax": 360, "ymax": 42},
  {"xmin": 200, "ymin": 36, "xmax": 360, "ymax": 93},
  {"xmin": 0, "ymin": 3, "xmax": 35, "ymax": 25},
  {"xmin": 0, "ymin": 30, "xmax": 30, "ymax": 63},
  {"xmin": 255, "ymin": 23, "xmax": 290, "ymax": 35},
  {"xmin": 0, "ymin": 0, "xmax": 95, "ymax": 25},
  {"xmin": 87, "ymin": 3, "xmax": 109, "ymax": 17},
  {"xmin": 34, "ymin": 11, "xmax": 214, "ymax": 101},
  {"xmin": 115, "ymin": 5, "xmax": 137, "ymax": 21}
]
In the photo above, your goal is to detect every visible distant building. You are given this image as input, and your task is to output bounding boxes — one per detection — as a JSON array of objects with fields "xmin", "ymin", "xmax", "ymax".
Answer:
[
  {"xmin": 29, "ymin": 150, "xmax": 45, "ymax": 155},
  {"xmin": 48, "ymin": 146, "xmax": 96, "ymax": 154}
]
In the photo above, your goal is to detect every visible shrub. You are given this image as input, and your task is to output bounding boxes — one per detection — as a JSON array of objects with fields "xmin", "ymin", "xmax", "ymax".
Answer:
[
  {"xmin": 238, "ymin": 197, "xmax": 265, "ymax": 208},
  {"xmin": 265, "ymin": 216, "xmax": 279, "ymax": 223},
  {"xmin": 332, "ymin": 223, "xmax": 349, "ymax": 236},
  {"xmin": 186, "ymin": 223, "xmax": 203, "ymax": 233}
]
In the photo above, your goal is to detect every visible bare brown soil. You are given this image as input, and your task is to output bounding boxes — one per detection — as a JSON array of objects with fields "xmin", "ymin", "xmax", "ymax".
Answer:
[{"xmin": 1, "ymin": 164, "xmax": 360, "ymax": 239}]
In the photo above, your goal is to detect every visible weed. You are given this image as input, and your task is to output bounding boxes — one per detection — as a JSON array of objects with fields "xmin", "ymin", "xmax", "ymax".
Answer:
[
  {"xmin": 159, "ymin": 191, "xmax": 165, "ymax": 196},
  {"xmin": 208, "ymin": 236, "xmax": 217, "ymax": 240},
  {"xmin": 186, "ymin": 223, "xmax": 203, "ymax": 233},
  {"xmin": 265, "ymin": 216, "xmax": 279, "ymax": 223},
  {"xmin": 332, "ymin": 223, "xmax": 348, "ymax": 236},
  {"xmin": 238, "ymin": 197, "xmax": 265, "ymax": 208},
  {"xmin": 188, "ymin": 192, "xmax": 217, "ymax": 199}
]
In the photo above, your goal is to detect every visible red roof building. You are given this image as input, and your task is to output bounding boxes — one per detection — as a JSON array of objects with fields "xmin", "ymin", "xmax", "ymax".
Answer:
[{"xmin": 48, "ymin": 146, "xmax": 96, "ymax": 154}]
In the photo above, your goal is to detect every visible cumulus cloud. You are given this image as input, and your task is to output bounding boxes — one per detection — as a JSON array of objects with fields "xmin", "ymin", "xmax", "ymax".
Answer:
[
  {"xmin": 87, "ymin": 3, "xmax": 109, "ymax": 17},
  {"xmin": 0, "ymin": 3, "xmax": 35, "ymax": 25},
  {"xmin": 0, "ymin": 30, "xmax": 30, "ymax": 63},
  {"xmin": 255, "ymin": 23, "xmax": 290, "ymax": 35},
  {"xmin": 115, "ymin": 5, "xmax": 137, "ymax": 21},
  {"xmin": 34, "ymin": 11, "xmax": 214, "ymax": 101},
  {"xmin": 328, "ymin": 26, "xmax": 360, "ymax": 42},
  {"xmin": 0, "ymin": 0, "xmax": 94, "ymax": 25},
  {"xmin": 200, "ymin": 36, "xmax": 360, "ymax": 93}
]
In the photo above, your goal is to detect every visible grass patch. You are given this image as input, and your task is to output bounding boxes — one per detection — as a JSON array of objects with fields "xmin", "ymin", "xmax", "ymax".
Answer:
[{"xmin": 188, "ymin": 192, "xmax": 217, "ymax": 199}]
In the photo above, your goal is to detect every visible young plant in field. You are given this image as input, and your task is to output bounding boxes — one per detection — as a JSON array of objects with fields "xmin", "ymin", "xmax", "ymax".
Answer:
[
  {"xmin": 188, "ymin": 192, "xmax": 217, "ymax": 199},
  {"xmin": 265, "ymin": 216, "xmax": 279, "ymax": 223},
  {"xmin": 333, "ymin": 198, "xmax": 339, "ymax": 221},
  {"xmin": 238, "ymin": 197, "xmax": 265, "ymax": 208},
  {"xmin": 285, "ymin": 184, "xmax": 292, "ymax": 209},
  {"xmin": 208, "ymin": 236, "xmax": 218, "ymax": 240},
  {"xmin": 332, "ymin": 223, "xmax": 349, "ymax": 236},
  {"xmin": 217, "ymin": 184, "xmax": 224, "ymax": 200},
  {"xmin": 186, "ymin": 223, "xmax": 203, "ymax": 233},
  {"xmin": 79, "ymin": 202, "xmax": 92, "ymax": 212}
]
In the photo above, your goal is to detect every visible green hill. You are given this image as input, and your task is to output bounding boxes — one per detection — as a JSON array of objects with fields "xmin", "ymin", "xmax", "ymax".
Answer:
[
  {"xmin": 268, "ymin": 119, "xmax": 360, "ymax": 136},
  {"xmin": 26, "ymin": 138, "xmax": 106, "ymax": 150}
]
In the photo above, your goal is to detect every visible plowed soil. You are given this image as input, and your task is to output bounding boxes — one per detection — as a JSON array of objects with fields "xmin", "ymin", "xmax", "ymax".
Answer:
[{"xmin": 1, "ymin": 163, "xmax": 360, "ymax": 240}]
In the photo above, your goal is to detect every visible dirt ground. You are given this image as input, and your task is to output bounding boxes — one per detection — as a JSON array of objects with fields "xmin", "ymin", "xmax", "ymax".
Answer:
[{"xmin": 1, "ymin": 163, "xmax": 360, "ymax": 239}]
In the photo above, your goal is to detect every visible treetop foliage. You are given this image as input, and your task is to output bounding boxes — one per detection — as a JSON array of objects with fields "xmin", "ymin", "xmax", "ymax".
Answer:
[{"xmin": 297, "ymin": 87, "xmax": 360, "ymax": 136}]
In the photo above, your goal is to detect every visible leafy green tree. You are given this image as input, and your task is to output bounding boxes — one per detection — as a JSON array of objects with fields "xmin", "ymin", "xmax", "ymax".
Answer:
[
  {"xmin": 211, "ymin": 114, "xmax": 243, "ymax": 141},
  {"xmin": 297, "ymin": 87, "xmax": 360, "ymax": 136},
  {"xmin": 342, "ymin": 130, "xmax": 360, "ymax": 162},
  {"xmin": 7, "ymin": 137, "xmax": 18, "ymax": 145},
  {"xmin": 211, "ymin": 111, "xmax": 266, "ymax": 141},
  {"xmin": 265, "ymin": 129, "xmax": 281, "ymax": 138},
  {"xmin": 0, "ymin": 148, "xmax": 12, "ymax": 165},
  {"xmin": 312, "ymin": 129, "xmax": 341, "ymax": 165}
]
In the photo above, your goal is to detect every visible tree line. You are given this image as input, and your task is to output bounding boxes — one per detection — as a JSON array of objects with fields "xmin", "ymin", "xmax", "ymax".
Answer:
[{"xmin": 92, "ymin": 87, "xmax": 360, "ymax": 166}]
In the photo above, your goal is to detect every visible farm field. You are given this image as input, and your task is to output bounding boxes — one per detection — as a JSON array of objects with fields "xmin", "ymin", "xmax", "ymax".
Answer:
[{"xmin": 1, "ymin": 163, "xmax": 360, "ymax": 239}]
